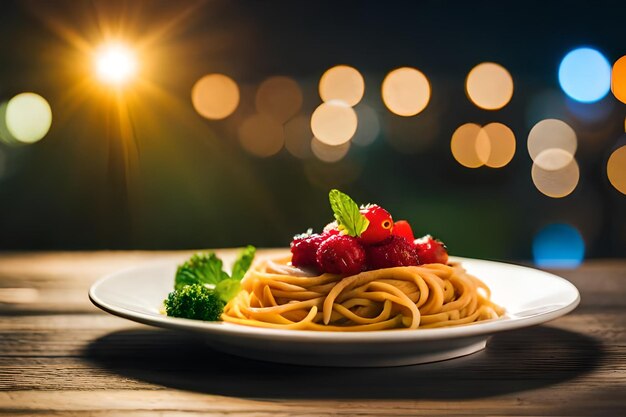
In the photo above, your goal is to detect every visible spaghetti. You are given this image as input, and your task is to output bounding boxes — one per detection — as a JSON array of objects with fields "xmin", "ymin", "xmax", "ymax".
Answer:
[{"xmin": 222, "ymin": 256, "xmax": 504, "ymax": 331}]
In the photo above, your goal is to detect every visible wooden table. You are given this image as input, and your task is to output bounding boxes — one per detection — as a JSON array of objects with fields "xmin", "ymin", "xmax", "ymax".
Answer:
[{"xmin": 0, "ymin": 251, "xmax": 624, "ymax": 416}]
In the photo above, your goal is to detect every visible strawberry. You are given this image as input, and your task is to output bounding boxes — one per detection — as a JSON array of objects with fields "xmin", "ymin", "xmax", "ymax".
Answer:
[
  {"xmin": 359, "ymin": 204, "xmax": 394, "ymax": 245},
  {"xmin": 365, "ymin": 235, "xmax": 419, "ymax": 269},
  {"xmin": 316, "ymin": 234, "xmax": 366, "ymax": 275},
  {"xmin": 290, "ymin": 232, "xmax": 327, "ymax": 270},
  {"xmin": 392, "ymin": 220, "xmax": 415, "ymax": 242},
  {"xmin": 414, "ymin": 235, "xmax": 449, "ymax": 265}
]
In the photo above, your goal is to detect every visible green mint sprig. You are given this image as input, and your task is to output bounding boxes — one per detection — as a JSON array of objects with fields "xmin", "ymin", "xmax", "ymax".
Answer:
[{"xmin": 328, "ymin": 189, "xmax": 369, "ymax": 237}]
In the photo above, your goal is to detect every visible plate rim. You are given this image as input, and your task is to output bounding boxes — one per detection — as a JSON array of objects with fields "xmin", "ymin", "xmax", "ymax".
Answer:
[{"xmin": 89, "ymin": 255, "xmax": 581, "ymax": 342}]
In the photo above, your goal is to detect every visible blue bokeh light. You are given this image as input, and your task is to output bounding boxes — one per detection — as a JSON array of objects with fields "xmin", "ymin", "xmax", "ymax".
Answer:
[
  {"xmin": 533, "ymin": 223, "xmax": 585, "ymax": 268},
  {"xmin": 558, "ymin": 47, "xmax": 611, "ymax": 103}
]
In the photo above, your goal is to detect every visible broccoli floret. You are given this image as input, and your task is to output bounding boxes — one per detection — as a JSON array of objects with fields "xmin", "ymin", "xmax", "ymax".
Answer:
[{"xmin": 164, "ymin": 284, "xmax": 225, "ymax": 321}]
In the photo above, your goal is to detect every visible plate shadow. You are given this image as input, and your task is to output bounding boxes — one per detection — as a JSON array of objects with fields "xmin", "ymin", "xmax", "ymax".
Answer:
[{"xmin": 84, "ymin": 325, "xmax": 604, "ymax": 400}]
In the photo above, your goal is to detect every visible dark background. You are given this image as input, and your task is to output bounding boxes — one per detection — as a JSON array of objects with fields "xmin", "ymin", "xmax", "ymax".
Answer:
[{"xmin": 0, "ymin": 0, "xmax": 624, "ymax": 261}]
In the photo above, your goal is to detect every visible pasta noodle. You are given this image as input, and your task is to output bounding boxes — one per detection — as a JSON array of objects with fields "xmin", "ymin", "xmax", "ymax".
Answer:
[{"xmin": 222, "ymin": 256, "xmax": 504, "ymax": 331}]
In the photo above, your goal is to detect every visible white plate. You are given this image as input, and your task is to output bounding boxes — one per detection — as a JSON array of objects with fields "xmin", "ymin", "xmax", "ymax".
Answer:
[{"xmin": 89, "ymin": 254, "xmax": 580, "ymax": 367}]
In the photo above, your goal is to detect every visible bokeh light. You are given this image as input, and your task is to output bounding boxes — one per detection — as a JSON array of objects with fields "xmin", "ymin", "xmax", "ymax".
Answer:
[
  {"xmin": 527, "ymin": 119, "xmax": 577, "ymax": 170},
  {"xmin": 533, "ymin": 223, "xmax": 585, "ymax": 268},
  {"xmin": 611, "ymin": 56, "xmax": 626, "ymax": 104},
  {"xmin": 238, "ymin": 114, "xmax": 284, "ymax": 157},
  {"xmin": 481, "ymin": 122, "xmax": 516, "ymax": 168},
  {"xmin": 607, "ymin": 145, "xmax": 626, "ymax": 194},
  {"xmin": 255, "ymin": 76, "xmax": 303, "ymax": 123},
  {"xmin": 191, "ymin": 74, "xmax": 240, "ymax": 120},
  {"xmin": 311, "ymin": 137, "xmax": 351, "ymax": 163},
  {"xmin": 558, "ymin": 47, "xmax": 611, "ymax": 103},
  {"xmin": 94, "ymin": 42, "xmax": 138, "ymax": 86},
  {"xmin": 451, "ymin": 122, "xmax": 515, "ymax": 168},
  {"xmin": 465, "ymin": 62, "xmax": 514, "ymax": 110},
  {"xmin": 533, "ymin": 148, "xmax": 575, "ymax": 171},
  {"xmin": 1, "ymin": 93, "xmax": 52, "ymax": 145},
  {"xmin": 352, "ymin": 104, "xmax": 381, "ymax": 147},
  {"xmin": 450, "ymin": 123, "xmax": 488, "ymax": 168},
  {"xmin": 310, "ymin": 101, "xmax": 358, "ymax": 145},
  {"xmin": 284, "ymin": 114, "xmax": 313, "ymax": 159},
  {"xmin": 532, "ymin": 155, "xmax": 579, "ymax": 198},
  {"xmin": 319, "ymin": 65, "xmax": 365, "ymax": 106},
  {"xmin": 381, "ymin": 67, "xmax": 431, "ymax": 116}
]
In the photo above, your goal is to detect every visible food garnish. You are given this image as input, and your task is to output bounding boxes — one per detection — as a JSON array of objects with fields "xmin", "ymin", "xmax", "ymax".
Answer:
[
  {"xmin": 365, "ymin": 234, "xmax": 419, "ymax": 269},
  {"xmin": 328, "ymin": 189, "xmax": 369, "ymax": 237},
  {"xmin": 358, "ymin": 204, "xmax": 394, "ymax": 245},
  {"xmin": 414, "ymin": 235, "xmax": 449, "ymax": 265},
  {"xmin": 391, "ymin": 220, "xmax": 415, "ymax": 242},
  {"xmin": 164, "ymin": 246, "xmax": 256, "ymax": 320},
  {"xmin": 164, "ymin": 284, "xmax": 224, "ymax": 321},
  {"xmin": 290, "ymin": 189, "xmax": 449, "ymax": 274},
  {"xmin": 316, "ymin": 234, "xmax": 366, "ymax": 275}
]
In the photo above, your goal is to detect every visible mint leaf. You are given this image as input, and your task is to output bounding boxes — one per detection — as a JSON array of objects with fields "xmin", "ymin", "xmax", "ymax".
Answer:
[
  {"xmin": 231, "ymin": 245, "xmax": 256, "ymax": 281},
  {"xmin": 328, "ymin": 189, "xmax": 369, "ymax": 237},
  {"xmin": 174, "ymin": 253, "xmax": 229, "ymax": 290},
  {"xmin": 214, "ymin": 279, "xmax": 241, "ymax": 303}
]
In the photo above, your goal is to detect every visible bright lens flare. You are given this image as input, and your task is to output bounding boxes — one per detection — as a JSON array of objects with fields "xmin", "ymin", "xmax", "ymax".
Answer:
[{"xmin": 94, "ymin": 43, "xmax": 138, "ymax": 85}]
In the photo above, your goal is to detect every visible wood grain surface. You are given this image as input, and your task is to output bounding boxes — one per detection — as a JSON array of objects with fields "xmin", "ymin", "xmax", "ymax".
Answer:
[{"xmin": 0, "ymin": 251, "xmax": 624, "ymax": 416}]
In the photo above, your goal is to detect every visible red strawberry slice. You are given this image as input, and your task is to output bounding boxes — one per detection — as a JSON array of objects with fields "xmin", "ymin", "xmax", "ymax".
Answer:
[
  {"xmin": 358, "ymin": 204, "xmax": 394, "ymax": 245},
  {"xmin": 392, "ymin": 220, "xmax": 415, "ymax": 242},
  {"xmin": 414, "ymin": 235, "xmax": 449, "ymax": 265}
]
